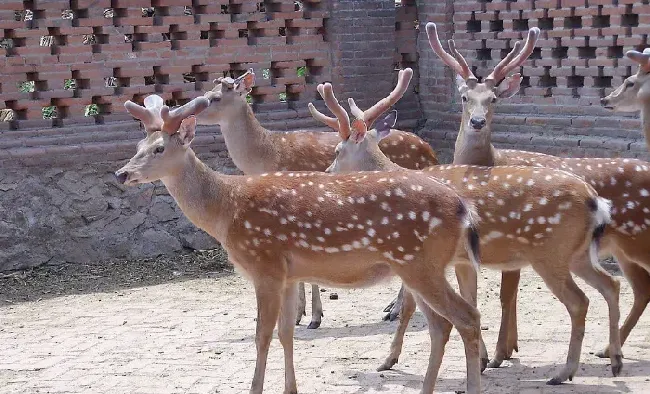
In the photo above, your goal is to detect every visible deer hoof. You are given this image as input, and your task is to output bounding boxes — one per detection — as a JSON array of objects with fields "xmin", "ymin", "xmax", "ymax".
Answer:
[
  {"xmin": 377, "ymin": 358, "xmax": 398, "ymax": 371},
  {"xmin": 480, "ymin": 358, "xmax": 489, "ymax": 372},
  {"xmin": 612, "ymin": 355, "xmax": 623, "ymax": 377},
  {"xmin": 487, "ymin": 358, "xmax": 503, "ymax": 369},
  {"xmin": 307, "ymin": 321, "xmax": 321, "ymax": 329},
  {"xmin": 546, "ymin": 377, "xmax": 564, "ymax": 386}
]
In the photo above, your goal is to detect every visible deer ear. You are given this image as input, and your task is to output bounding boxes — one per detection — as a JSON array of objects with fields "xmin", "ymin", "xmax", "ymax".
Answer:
[
  {"xmin": 375, "ymin": 110, "xmax": 397, "ymax": 140},
  {"xmin": 496, "ymin": 73, "xmax": 522, "ymax": 98},
  {"xmin": 144, "ymin": 94, "xmax": 164, "ymax": 110},
  {"xmin": 349, "ymin": 119, "xmax": 368, "ymax": 143},
  {"xmin": 178, "ymin": 116, "xmax": 196, "ymax": 146},
  {"xmin": 234, "ymin": 69, "xmax": 256, "ymax": 93}
]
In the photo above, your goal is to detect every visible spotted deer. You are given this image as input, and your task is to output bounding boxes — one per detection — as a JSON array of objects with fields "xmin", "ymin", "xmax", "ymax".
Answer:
[
  {"xmin": 309, "ymin": 82, "xmax": 622, "ymax": 385},
  {"xmin": 196, "ymin": 68, "xmax": 437, "ymax": 329},
  {"xmin": 115, "ymin": 94, "xmax": 485, "ymax": 394},
  {"xmin": 428, "ymin": 21, "xmax": 650, "ymax": 362}
]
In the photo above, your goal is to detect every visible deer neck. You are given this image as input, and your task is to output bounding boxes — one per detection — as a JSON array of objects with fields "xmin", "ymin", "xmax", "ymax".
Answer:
[
  {"xmin": 220, "ymin": 104, "xmax": 275, "ymax": 174},
  {"xmin": 642, "ymin": 101, "xmax": 650, "ymax": 147},
  {"xmin": 161, "ymin": 150, "xmax": 234, "ymax": 242},
  {"xmin": 366, "ymin": 141, "xmax": 403, "ymax": 171},
  {"xmin": 453, "ymin": 120, "xmax": 497, "ymax": 166}
]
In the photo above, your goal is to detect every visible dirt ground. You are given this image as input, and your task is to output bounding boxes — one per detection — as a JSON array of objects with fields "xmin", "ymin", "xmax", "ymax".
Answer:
[{"xmin": 1, "ymin": 250, "xmax": 649, "ymax": 394}]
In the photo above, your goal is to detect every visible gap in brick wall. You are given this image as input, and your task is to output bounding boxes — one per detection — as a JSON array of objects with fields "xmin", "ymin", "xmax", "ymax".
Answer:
[
  {"xmin": 538, "ymin": 17, "xmax": 553, "ymax": 30},
  {"xmin": 578, "ymin": 46, "xmax": 597, "ymax": 59},
  {"xmin": 564, "ymin": 16, "xmax": 582, "ymax": 29},
  {"xmin": 594, "ymin": 76, "xmax": 612, "ymax": 88},
  {"xmin": 622, "ymin": 13, "xmax": 639, "ymax": 27},
  {"xmin": 490, "ymin": 19, "xmax": 504, "ymax": 32},
  {"xmin": 592, "ymin": 14, "xmax": 610, "ymax": 28}
]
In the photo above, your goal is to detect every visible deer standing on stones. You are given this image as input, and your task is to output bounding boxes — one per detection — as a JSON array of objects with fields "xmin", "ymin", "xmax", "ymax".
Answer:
[
  {"xmin": 196, "ymin": 69, "xmax": 438, "ymax": 329},
  {"xmin": 428, "ymin": 21, "xmax": 650, "ymax": 362},
  {"xmin": 115, "ymin": 94, "xmax": 484, "ymax": 394},
  {"xmin": 309, "ymin": 79, "xmax": 622, "ymax": 385}
]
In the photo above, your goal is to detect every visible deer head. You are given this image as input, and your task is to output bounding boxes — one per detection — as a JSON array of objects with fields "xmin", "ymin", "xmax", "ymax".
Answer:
[
  {"xmin": 426, "ymin": 23, "xmax": 540, "ymax": 136},
  {"xmin": 307, "ymin": 69, "xmax": 413, "ymax": 172},
  {"xmin": 116, "ymin": 95, "xmax": 209, "ymax": 185},
  {"xmin": 601, "ymin": 49, "xmax": 650, "ymax": 112},
  {"xmin": 197, "ymin": 69, "xmax": 256, "ymax": 125}
]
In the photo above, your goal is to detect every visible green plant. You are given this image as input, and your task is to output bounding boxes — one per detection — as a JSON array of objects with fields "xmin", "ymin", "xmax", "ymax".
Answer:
[
  {"xmin": 297, "ymin": 66, "xmax": 308, "ymax": 77},
  {"xmin": 18, "ymin": 81, "xmax": 35, "ymax": 93},
  {"xmin": 278, "ymin": 92, "xmax": 287, "ymax": 103},
  {"xmin": 85, "ymin": 104, "xmax": 99, "ymax": 116},
  {"xmin": 246, "ymin": 94, "xmax": 253, "ymax": 104},
  {"xmin": 64, "ymin": 79, "xmax": 76, "ymax": 90},
  {"xmin": 262, "ymin": 68, "xmax": 270, "ymax": 79},
  {"xmin": 42, "ymin": 106, "xmax": 57, "ymax": 119}
]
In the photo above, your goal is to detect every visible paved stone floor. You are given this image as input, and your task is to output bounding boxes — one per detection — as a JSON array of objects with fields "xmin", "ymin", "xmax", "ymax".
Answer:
[{"xmin": 1, "ymin": 268, "xmax": 650, "ymax": 394}]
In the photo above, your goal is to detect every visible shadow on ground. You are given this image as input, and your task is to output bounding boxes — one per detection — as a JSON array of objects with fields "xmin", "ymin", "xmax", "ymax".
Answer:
[{"xmin": 0, "ymin": 247, "xmax": 235, "ymax": 306}]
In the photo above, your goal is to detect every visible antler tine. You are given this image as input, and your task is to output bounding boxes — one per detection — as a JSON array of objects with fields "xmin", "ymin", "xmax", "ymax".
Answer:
[
  {"xmin": 447, "ymin": 40, "xmax": 474, "ymax": 80},
  {"xmin": 486, "ymin": 27, "xmax": 540, "ymax": 84},
  {"xmin": 160, "ymin": 96, "xmax": 210, "ymax": 134},
  {"xmin": 124, "ymin": 100, "xmax": 163, "ymax": 133},
  {"xmin": 348, "ymin": 98, "xmax": 365, "ymax": 121},
  {"xmin": 317, "ymin": 83, "xmax": 351, "ymax": 140},
  {"xmin": 426, "ymin": 22, "xmax": 473, "ymax": 80},
  {"xmin": 626, "ymin": 49, "xmax": 650, "ymax": 73},
  {"xmin": 363, "ymin": 68, "xmax": 414, "ymax": 127},
  {"xmin": 307, "ymin": 102, "xmax": 339, "ymax": 130}
]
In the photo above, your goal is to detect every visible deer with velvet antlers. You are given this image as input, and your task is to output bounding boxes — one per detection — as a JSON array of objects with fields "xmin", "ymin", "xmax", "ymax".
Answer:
[
  {"xmin": 196, "ymin": 69, "xmax": 437, "ymax": 329},
  {"xmin": 309, "ymin": 76, "xmax": 622, "ymax": 385},
  {"xmin": 115, "ymin": 94, "xmax": 485, "ymax": 394},
  {"xmin": 428, "ymin": 21, "xmax": 650, "ymax": 362}
]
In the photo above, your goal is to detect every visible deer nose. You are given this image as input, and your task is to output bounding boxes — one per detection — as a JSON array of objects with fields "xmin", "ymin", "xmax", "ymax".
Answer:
[
  {"xmin": 600, "ymin": 97, "xmax": 609, "ymax": 106},
  {"xmin": 470, "ymin": 117, "xmax": 486, "ymax": 130},
  {"xmin": 115, "ymin": 171, "xmax": 128, "ymax": 184}
]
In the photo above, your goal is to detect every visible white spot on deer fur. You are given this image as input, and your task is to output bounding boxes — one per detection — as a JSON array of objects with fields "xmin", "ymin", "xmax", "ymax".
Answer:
[
  {"xmin": 317, "ymin": 196, "xmax": 325, "ymax": 203},
  {"xmin": 369, "ymin": 194, "xmax": 377, "ymax": 201},
  {"xmin": 395, "ymin": 188, "xmax": 406, "ymax": 197},
  {"xmin": 404, "ymin": 254, "xmax": 414, "ymax": 261},
  {"xmin": 357, "ymin": 197, "xmax": 365, "ymax": 204},
  {"xmin": 545, "ymin": 175, "xmax": 552, "ymax": 181},
  {"xmin": 558, "ymin": 202, "xmax": 572, "ymax": 210},
  {"xmin": 381, "ymin": 202, "xmax": 392, "ymax": 211},
  {"xmin": 548, "ymin": 213, "xmax": 561, "ymax": 224},
  {"xmin": 408, "ymin": 211, "xmax": 417, "ymax": 220},
  {"xmin": 392, "ymin": 231, "xmax": 400, "ymax": 239},
  {"xmin": 397, "ymin": 246, "xmax": 405, "ymax": 252},
  {"xmin": 537, "ymin": 217, "xmax": 546, "ymax": 224},
  {"xmin": 384, "ymin": 190, "xmax": 391, "ymax": 197},
  {"xmin": 429, "ymin": 217, "xmax": 442, "ymax": 231},
  {"xmin": 244, "ymin": 221, "xmax": 252, "ymax": 229},
  {"xmin": 342, "ymin": 244, "xmax": 353, "ymax": 251},
  {"xmin": 253, "ymin": 238, "xmax": 260, "ymax": 247},
  {"xmin": 381, "ymin": 217, "xmax": 389, "ymax": 225},
  {"xmin": 527, "ymin": 179, "xmax": 535, "ymax": 186},
  {"xmin": 497, "ymin": 199, "xmax": 504, "ymax": 206},
  {"xmin": 325, "ymin": 247, "xmax": 339, "ymax": 253},
  {"xmin": 422, "ymin": 211, "xmax": 430, "ymax": 221},
  {"xmin": 539, "ymin": 197, "xmax": 547, "ymax": 205},
  {"xmin": 263, "ymin": 229, "xmax": 272, "ymax": 236},
  {"xmin": 641, "ymin": 189, "xmax": 650, "ymax": 197}
]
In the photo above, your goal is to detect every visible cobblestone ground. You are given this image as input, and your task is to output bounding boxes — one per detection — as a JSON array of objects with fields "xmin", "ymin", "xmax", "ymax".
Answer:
[{"xmin": 1, "ymin": 267, "xmax": 650, "ymax": 394}]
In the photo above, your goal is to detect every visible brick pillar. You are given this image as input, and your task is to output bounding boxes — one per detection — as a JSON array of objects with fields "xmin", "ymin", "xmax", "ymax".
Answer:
[{"xmin": 326, "ymin": 0, "xmax": 396, "ymax": 112}]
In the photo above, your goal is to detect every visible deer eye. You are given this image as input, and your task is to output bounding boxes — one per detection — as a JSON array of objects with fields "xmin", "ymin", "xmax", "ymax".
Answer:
[
  {"xmin": 491, "ymin": 97, "xmax": 497, "ymax": 103},
  {"xmin": 154, "ymin": 146, "xmax": 165, "ymax": 154},
  {"xmin": 625, "ymin": 81, "xmax": 634, "ymax": 88},
  {"xmin": 461, "ymin": 96, "xmax": 468, "ymax": 102}
]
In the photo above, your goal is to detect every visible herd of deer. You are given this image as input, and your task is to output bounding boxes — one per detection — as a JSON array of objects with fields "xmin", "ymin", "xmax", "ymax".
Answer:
[{"xmin": 111, "ymin": 22, "xmax": 650, "ymax": 394}]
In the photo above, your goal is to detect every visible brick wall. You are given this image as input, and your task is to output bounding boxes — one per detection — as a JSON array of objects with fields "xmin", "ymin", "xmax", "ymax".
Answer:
[
  {"xmin": 415, "ymin": 0, "xmax": 650, "ymax": 163},
  {"xmin": 0, "ymin": 0, "xmax": 414, "ymax": 271}
]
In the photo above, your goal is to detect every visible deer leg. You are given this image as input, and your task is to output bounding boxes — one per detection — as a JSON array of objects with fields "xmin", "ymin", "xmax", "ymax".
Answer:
[
  {"xmin": 402, "ymin": 270, "xmax": 481, "ymax": 394},
  {"xmin": 413, "ymin": 296, "xmax": 454, "ymax": 394},
  {"xmin": 489, "ymin": 270, "xmax": 521, "ymax": 368},
  {"xmin": 307, "ymin": 284, "xmax": 323, "ymax": 329},
  {"xmin": 377, "ymin": 287, "xmax": 416, "ymax": 371},
  {"xmin": 533, "ymin": 264, "xmax": 589, "ymax": 386},
  {"xmin": 570, "ymin": 253, "xmax": 622, "ymax": 376},
  {"xmin": 278, "ymin": 282, "xmax": 299, "ymax": 394},
  {"xmin": 596, "ymin": 254, "xmax": 650, "ymax": 359},
  {"xmin": 295, "ymin": 282, "xmax": 306, "ymax": 325},
  {"xmin": 383, "ymin": 285, "xmax": 405, "ymax": 322},
  {"xmin": 250, "ymin": 279, "xmax": 284, "ymax": 394},
  {"xmin": 455, "ymin": 264, "xmax": 489, "ymax": 372}
]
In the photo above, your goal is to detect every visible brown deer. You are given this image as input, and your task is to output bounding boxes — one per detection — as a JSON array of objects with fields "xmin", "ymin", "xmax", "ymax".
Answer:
[
  {"xmin": 196, "ymin": 68, "xmax": 437, "ymax": 329},
  {"xmin": 309, "ymin": 82, "xmax": 622, "ymax": 385},
  {"xmin": 115, "ymin": 94, "xmax": 484, "ymax": 394},
  {"xmin": 428, "ymin": 21, "xmax": 650, "ymax": 363}
]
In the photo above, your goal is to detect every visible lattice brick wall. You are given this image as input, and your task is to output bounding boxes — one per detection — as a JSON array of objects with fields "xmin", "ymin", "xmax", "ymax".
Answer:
[
  {"xmin": 418, "ymin": 0, "xmax": 650, "ymax": 160},
  {"xmin": 0, "ymin": 0, "xmax": 328, "ymax": 132}
]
